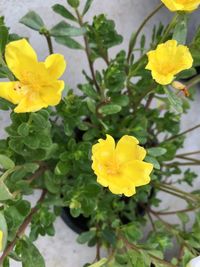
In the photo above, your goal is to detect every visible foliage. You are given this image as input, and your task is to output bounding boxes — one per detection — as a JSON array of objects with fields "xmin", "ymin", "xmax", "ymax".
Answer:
[{"xmin": 0, "ymin": 1, "xmax": 200, "ymax": 267}]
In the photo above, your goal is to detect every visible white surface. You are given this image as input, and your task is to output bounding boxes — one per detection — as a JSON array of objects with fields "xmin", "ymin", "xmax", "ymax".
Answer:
[{"xmin": 0, "ymin": 0, "xmax": 200, "ymax": 266}]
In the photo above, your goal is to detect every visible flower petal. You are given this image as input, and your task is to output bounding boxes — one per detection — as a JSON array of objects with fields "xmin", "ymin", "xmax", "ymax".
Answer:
[
  {"xmin": 40, "ymin": 80, "xmax": 64, "ymax": 106},
  {"xmin": 121, "ymin": 160, "xmax": 153, "ymax": 187},
  {"xmin": 14, "ymin": 92, "xmax": 47, "ymax": 113},
  {"xmin": 92, "ymin": 135, "xmax": 115, "ymax": 164},
  {"xmin": 45, "ymin": 54, "xmax": 66, "ymax": 80},
  {"xmin": 5, "ymin": 39, "xmax": 38, "ymax": 80},
  {"xmin": 151, "ymin": 71, "xmax": 174, "ymax": 85},
  {"xmin": 0, "ymin": 82, "xmax": 24, "ymax": 104},
  {"xmin": 0, "ymin": 230, "xmax": 3, "ymax": 252},
  {"xmin": 161, "ymin": 0, "xmax": 200, "ymax": 11},
  {"xmin": 116, "ymin": 135, "xmax": 146, "ymax": 164}
]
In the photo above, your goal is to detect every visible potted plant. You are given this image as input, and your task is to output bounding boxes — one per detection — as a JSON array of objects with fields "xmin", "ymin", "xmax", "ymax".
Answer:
[{"xmin": 0, "ymin": 0, "xmax": 200, "ymax": 266}]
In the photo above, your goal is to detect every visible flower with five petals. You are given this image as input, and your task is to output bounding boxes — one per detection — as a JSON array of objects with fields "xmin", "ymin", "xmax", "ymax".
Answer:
[
  {"xmin": 92, "ymin": 135, "xmax": 153, "ymax": 197},
  {"xmin": 0, "ymin": 39, "xmax": 66, "ymax": 113}
]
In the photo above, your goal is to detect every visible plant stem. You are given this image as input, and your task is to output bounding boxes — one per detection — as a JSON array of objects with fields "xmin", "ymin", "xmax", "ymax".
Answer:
[
  {"xmin": 75, "ymin": 9, "xmax": 101, "ymax": 94},
  {"xmin": 186, "ymin": 74, "xmax": 200, "ymax": 89},
  {"xmin": 149, "ymin": 209, "xmax": 197, "ymax": 255},
  {"xmin": 176, "ymin": 150, "xmax": 200, "ymax": 157},
  {"xmin": 121, "ymin": 235, "xmax": 176, "ymax": 267},
  {"xmin": 127, "ymin": 3, "xmax": 164, "ymax": 62},
  {"xmin": 163, "ymin": 124, "xmax": 200, "ymax": 142},
  {"xmin": 151, "ymin": 205, "xmax": 200, "ymax": 215},
  {"xmin": 27, "ymin": 166, "xmax": 48, "ymax": 183},
  {"xmin": 45, "ymin": 34, "xmax": 54, "ymax": 54},
  {"xmin": 154, "ymin": 183, "xmax": 198, "ymax": 203},
  {"xmin": 175, "ymin": 155, "xmax": 200, "ymax": 162},
  {"xmin": 157, "ymin": 182, "xmax": 199, "ymax": 201},
  {"xmin": 0, "ymin": 190, "xmax": 47, "ymax": 265},
  {"xmin": 159, "ymin": 14, "xmax": 178, "ymax": 43}
]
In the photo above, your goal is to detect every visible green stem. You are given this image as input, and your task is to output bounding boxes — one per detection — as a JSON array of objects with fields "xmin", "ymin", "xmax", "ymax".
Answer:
[
  {"xmin": 175, "ymin": 155, "xmax": 200, "ymax": 162},
  {"xmin": 159, "ymin": 14, "xmax": 179, "ymax": 43},
  {"xmin": 127, "ymin": 3, "xmax": 164, "ymax": 62},
  {"xmin": 157, "ymin": 187, "xmax": 194, "ymax": 202},
  {"xmin": 186, "ymin": 74, "xmax": 200, "ymax": 89},
  {"xmin": 176, "ymin": 150, "xmax": 200, "ymax": 157},
  {"xmin": 152, "ymin": 205, "xmax": 200, "ymax": 215},
  {"xmin": 75, "ymin": 9, "xmax": 102, "ymax": 95},
  {"xmin": 45, "ymin": 35, "xmax": 54, "ymax": 55},
  {"xmin": 163, "ymin": 123, "xmax": 200, "ymax": 142},
  {"xmin": 157, "ymin": 182, "xmax": 199, "ymax": 201}
]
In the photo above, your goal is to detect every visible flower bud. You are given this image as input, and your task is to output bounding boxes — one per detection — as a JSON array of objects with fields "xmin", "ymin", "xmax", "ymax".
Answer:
[
  {"xmin": 187, "ymin": 256, "xmax": 200, "ymax": 267},
  {"xmin": 172, "ymin": 81, "xmax": 186, "ymax": 90}
]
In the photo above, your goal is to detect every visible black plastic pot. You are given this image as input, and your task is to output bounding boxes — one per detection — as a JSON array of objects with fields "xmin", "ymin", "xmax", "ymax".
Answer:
[{"xmin": 61, "ymin": 207, "xmax": 90, "ymax": 234}]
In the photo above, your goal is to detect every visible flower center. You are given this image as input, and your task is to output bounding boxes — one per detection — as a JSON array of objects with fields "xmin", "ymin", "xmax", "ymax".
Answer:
[
  {"xmin": 14, "ymin": 71, "xmax": 42, "ymax": 96},
  {"xmin": 105, "ymin": 160, "xmax": 120, "ymax": 175},
  {"xmin": 14, "ymin": 82, "xmax": 29, "ymax": 96}
]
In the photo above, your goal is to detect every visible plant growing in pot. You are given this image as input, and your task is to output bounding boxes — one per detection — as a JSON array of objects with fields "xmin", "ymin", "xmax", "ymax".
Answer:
[{"xmin": 0, "ymin": 0, "xmax": 200, "ymax": 266}]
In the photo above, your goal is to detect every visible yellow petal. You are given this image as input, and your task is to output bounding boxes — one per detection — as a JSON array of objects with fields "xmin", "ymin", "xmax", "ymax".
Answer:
[
  {"xmin": 151, "ymin": 71, "xmax": 174, "ymax": 85},
  {"xmin": 146, "ymin": 40, "xmax": 193, "ymax": 85},
  {"xmin": 161, "ymin": 0, "xmax": 200, "ymax": 11},
  {"xmin": 0, "ymin": 82, "xmax": 24, "ymax": 104},
  {"xmin": 116, "ymin": 135, "xmax": 146, "ymax": 164},
  {"xmin": 5, "ymin": 39, "xmax": 38, "ymax": 80},
  {"xmin": 121, "ymin": 160, "xmax": 153, "ymax": 187},
  {"xmin": 92, "ymin": 135, "xmax": 115, "ymax": 163},
  {"xmin": 0, "ymin": 230, "xmax": 3, "ymax": 252},
  {"xmin": 40, "ymin": 80, "xmax": 64, "ymax": 106},
  {"xmin": 45, "ymin": 54, "xmax": 66, "ymax": 80},
  {"xmin": 14, "ymin": 92, "xmax": 47, "ymax": 113}
]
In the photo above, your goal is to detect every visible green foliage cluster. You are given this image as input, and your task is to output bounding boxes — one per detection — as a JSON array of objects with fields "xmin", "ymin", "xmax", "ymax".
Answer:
[{"xmin": 0, "ymin": 1, "xmax": 200, "ymax": 266}]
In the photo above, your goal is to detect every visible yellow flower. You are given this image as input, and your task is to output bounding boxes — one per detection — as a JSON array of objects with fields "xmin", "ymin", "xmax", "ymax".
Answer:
[
  {"xmin": 161, "ymin": 0, "xmax": 200, "ymax": 11},
  {"xmin": 92, "ymin": 135, "xmax": 153, "ymax": 197},
  {"xmin": 0, "ymin": 230, "xmax": 3, "ymax": 251},
  {"xmin": 0, "ymin": 39, "xmax": 66, "ymax": 113},
  {"xmin": 145, "ymin": 40, "xmax": 193, "ymax": 85}
]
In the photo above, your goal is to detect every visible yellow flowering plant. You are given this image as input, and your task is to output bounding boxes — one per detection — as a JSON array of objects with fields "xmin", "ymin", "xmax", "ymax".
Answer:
[{"xmin": 0, "ymin": 1, "xmax": 200, "ymax": 267}]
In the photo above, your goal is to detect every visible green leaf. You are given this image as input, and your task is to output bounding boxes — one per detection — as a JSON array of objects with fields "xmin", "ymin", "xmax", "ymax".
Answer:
[
  {"xmin": 77, "ymin": 230, "xmax": 96, "ymax": 244},
  {"xmin": 30, "ymin": 113, "xmax": 48, "ymax": 129},
  {"xmin": 88, "ymin": 258, "xmax": 107, "ymax": 267},
  {"xmin": 67, "ymin": 0, "xmax": 80, "ymax": 8},
  {"xmin": 0, "ymin": 26, "xmax": 8, "ymax": 54},
  {"xmin": 4, "ymin": 200, "xmax": 31, "ymax": 240},
  {"xmin": 0, "ymin": 155, "xmax": 15, "ymax": 170},
  {"xmin": 20, "ymin": 11, "xmax": 45, "ymax": 31},
  {"xmin": 55, "ymin": 36, "xmax": 83, "ymax": 50},
  {"xmin": 172, "ymin": 14, "xmax": 188, "ymax": 44},
  {"xmin": 19, "ymin": 237, "xmax": 45, "ymax": 267},
  {"xmin": 99, "ymin": 104, "xmax": 121, "ymax": 115},
  {"xmin": 82, "ymin": 0, "xmax": 94, "ymax": 16},
  {"xmin": 145, "ymin": 156, "xmax": 160, "ymax": 170},
  {"xmin": 50, "ymin": 21, "xmax": 86, "ymax": 37},
  {"xmin": 111, "ymin": 95, "xmax": 129, "ymax": 107},
  {"xmin": 177, "ymin": 212, "xmax": 189, "ymax": 225},
  {"xmin": 147, "ymin": 147, "xmax": 167, "ymax": 157},
  {"xmin": 17, "ymin": 123, "xmax": 30, "ymax": 137},
  {"xmin": 86, "ymin": 98, "xmax": 96, "ymax": 114},
  {"xmin": 163, "ymin": 86, "xmax": 183, "ymax": 113},
  {"xmin": 55, "ymin": 161, "xmax": 70, "ymax": 175},
  {"xmin": 0, "ymin": 180, "xmax": 13, "ymax": 201},
  {"xmin": 52, "ymin": 4, "xmax": 77, "ymax": 21},
  {"xmin": 79, "ymin": 84, "xmax": 98, "ymax": 99},
  {"xmin": 23, "ymin": 163, "xmax": 39, "ymax": 173},
  {"xmin": 0, "ymin": 212, "xmax": 8, "ymax": 251}
]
